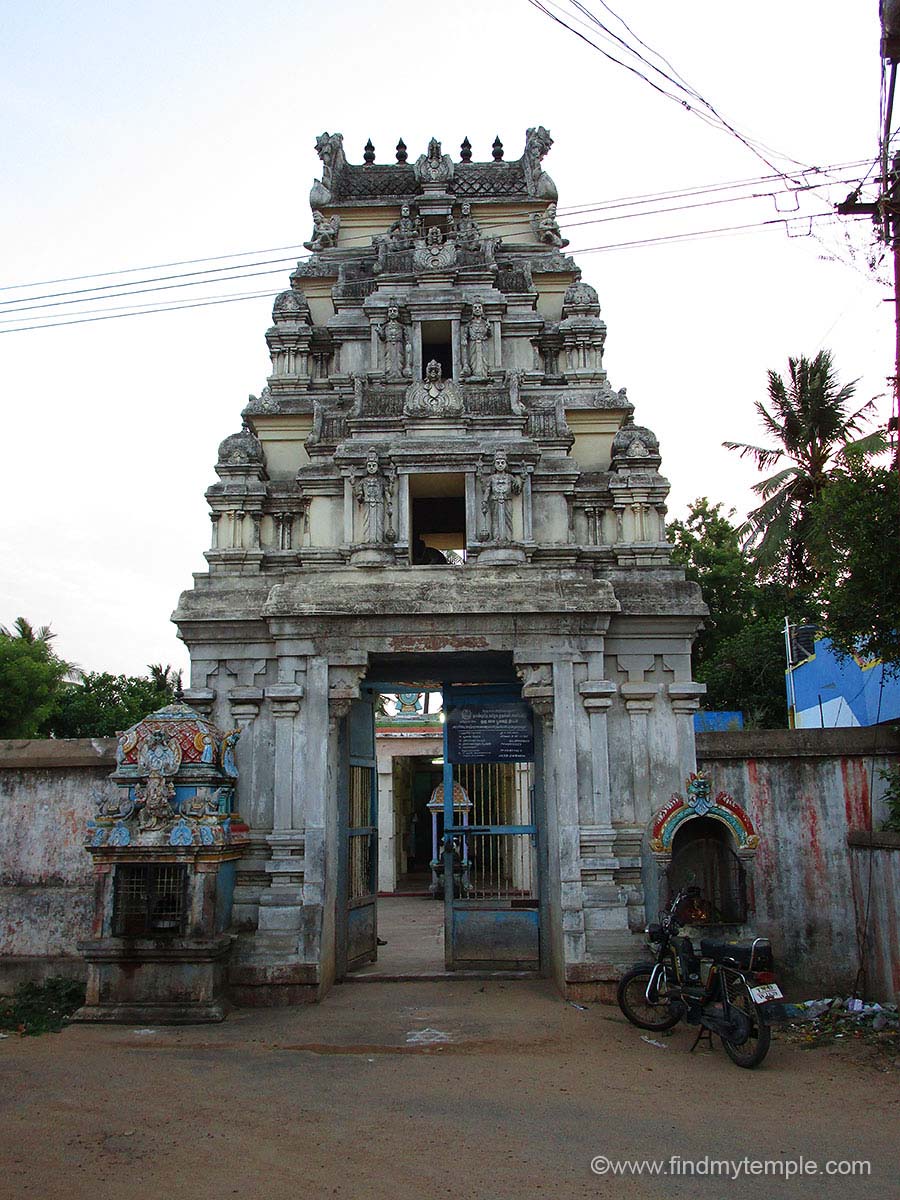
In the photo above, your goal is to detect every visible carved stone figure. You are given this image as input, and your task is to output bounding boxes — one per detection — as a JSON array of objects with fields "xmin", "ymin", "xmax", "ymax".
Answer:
[
  {"xmin": 508, "ymin": 369, "xmax": 527, "ymax": 416},
  {"xmin": 522, "ymin": 126, "xmax": 558, "ymax": 200},
  {"xmin": 532, "ymin": 203, "xmax": 569, "ymax": 249},
  {"xmin": 380, "ymin": 203, "xmax": 420, "ymax": 251},
  {"xmin": 463, "ymin": 302, "xmax": 492, "ymax": 380},
  {"xmin": 354, "ymin": 449, "xmax": 395, "ymax": 543},
  {"xmin": 414, "ymin": 137, "xmax": 455, "ymax": 186},
  {"xmin": 404, "ymin": 360, "xmax": 465, "ymax": 418},
  {"xmin": 304, "ymin": 210, "xmax": 341, "ymax": 252},
  {"xmin": 453, "ymin": 202, "xmax": 482, "ymax": 251},
  {"xmin": 378, "ymin": 303, "xmax": 411, "ymax": 379},
  {"xmin": 480, "ymin": 449, "xmax": 522, "ymax": 543},
  {"xmin": 413, "ymin": 225, "xmax": 457, "ymax": 272},
  {"xmin": 310, "ymin": 132, "xmax": 347, "ymax": 205}
]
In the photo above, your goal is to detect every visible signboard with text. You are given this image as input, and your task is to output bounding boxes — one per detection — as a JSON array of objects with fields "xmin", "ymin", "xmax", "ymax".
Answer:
[{"xmin": 446, "ymin": 702, "xmax": 535, "ymax": 764}]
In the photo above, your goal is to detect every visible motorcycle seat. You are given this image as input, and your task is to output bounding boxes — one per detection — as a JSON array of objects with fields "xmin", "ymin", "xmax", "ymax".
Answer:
[{"xmin": 700, "ymin": 938, "xmax": 773, "ymax": 971}]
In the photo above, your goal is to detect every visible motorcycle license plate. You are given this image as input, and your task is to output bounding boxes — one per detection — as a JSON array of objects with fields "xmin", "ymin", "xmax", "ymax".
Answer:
[{"xmin": 749, "ymin": 983, "xmax": 783, "ymax": 1003}]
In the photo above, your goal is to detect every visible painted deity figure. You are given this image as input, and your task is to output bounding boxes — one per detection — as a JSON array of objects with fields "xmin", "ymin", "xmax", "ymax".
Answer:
[
  {"xmin": 354, "ymin": 449, "xmax": 395, "ymax": 543},
  {"xmin": 463, "ymin": 302, "xmax": 492, "ymax": 379},
  {"xmin": 138, "ymin": 729, "xmax": 180, "ymax": 777},
  {"xmin": 304, "ymin": 209, "xmax": 340, "ymax": 251},
  {"xmin": 404, "ymin": 360, "xmax": 464, "ymax": 418},
  {"xmin": 532, "ymin": 202, "xmax": 569, "ymax": 248},
  {"xmin": 221, "ymin": 728, "xmax": 240, "ymax": 779},
  {"xmin": 194, "ymin": 728, "xmax": 215, "ymax": 764},
  {"xmin": 136, "ymin": 769, "xmax": 175, "ymax": 831},
  {"xmin": 378, "ymin": 303, "xmax": 410, "ymax": 379},
  {"xmin": 481, "ymin": 450, "xmax": 522, "ymax": 543}
]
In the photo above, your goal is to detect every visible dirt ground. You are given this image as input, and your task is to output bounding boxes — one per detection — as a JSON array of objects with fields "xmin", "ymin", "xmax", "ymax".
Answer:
[{"xmin": 2, "ymin": 979, "xmax": 897, "ymax": 1200}]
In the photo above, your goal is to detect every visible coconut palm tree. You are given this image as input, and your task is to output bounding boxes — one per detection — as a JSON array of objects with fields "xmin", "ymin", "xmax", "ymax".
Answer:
[
  {"xmin": 724, "ymin": 350, "xmax": 884, "ymax": 588},
  {"xmin": 0, "ymin": 616, "xmax": 56, "ymax": 643}
]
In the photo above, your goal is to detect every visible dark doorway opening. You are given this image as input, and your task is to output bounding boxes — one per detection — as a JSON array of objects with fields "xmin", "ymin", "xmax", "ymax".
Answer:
[
  {"xmin": 420, "ymin": 318, "xmax": 454, "ymax": 379},
  {"xmin": 410, "ymin": 472, "xmax": 466, "ymax": 563},
  {"xmin": 666, "ymin": 816, "xmax": 747, "ymax": 924}
]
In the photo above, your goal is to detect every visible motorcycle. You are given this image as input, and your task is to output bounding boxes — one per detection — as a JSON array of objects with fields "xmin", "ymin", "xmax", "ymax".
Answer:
[{"xmin": 616, "ymin": 885, "xmax": 785, "ymax": 1068}]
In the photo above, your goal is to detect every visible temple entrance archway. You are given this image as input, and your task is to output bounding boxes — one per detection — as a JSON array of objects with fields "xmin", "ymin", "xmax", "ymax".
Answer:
[{"xmin": 335, "ymin": 654, "xmax": 548, "ymax": 980}]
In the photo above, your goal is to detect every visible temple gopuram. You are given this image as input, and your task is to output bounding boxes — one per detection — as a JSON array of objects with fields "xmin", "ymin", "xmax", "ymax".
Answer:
[{"xmin": 168, "ymin": 128, "xmax": 706, "ymax": 1007}]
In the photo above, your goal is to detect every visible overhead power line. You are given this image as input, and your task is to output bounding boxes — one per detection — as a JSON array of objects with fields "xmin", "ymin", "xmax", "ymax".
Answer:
[
  {"xmin": 1, "ymin": 212, "xmax": 865, "ymax": 336},
  {"xmin": 0, "ymin": 156, "xmax": 879, "ymax": 335},
  {"xmin": 526, "ymin": 0, "xmax": 821, "ymax": 184},
  {"xmin": 0, "ymin": 157, "xmax": 874, "ymax": 309}
]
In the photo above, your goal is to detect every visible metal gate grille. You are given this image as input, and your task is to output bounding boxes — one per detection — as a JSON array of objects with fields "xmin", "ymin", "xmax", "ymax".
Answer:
[
  {"xmin": 113, "ymin": 863, "xmax": 187, "ymax": 936},
  {"xmin": 348, "ymin": 764, "xmax": 375, "ymax": 901},
  {"xmin": 452, "ymin": 761, "xmax": 536, "ymax": 900}
]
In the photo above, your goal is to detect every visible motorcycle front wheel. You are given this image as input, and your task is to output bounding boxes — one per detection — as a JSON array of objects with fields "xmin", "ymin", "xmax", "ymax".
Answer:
[
  {"xmin": 617, "ymin": 966, "xmax": 682, "ymax": 1031},
  {"xmin": 720, "ymin": 984, "xmax": 771, "ymax": 1068}
]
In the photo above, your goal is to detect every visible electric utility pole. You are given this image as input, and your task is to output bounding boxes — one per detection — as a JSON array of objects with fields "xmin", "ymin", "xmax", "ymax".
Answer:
[{"xmin": 836, "ymin": 8, "xmax": 900, "ymax": 472}]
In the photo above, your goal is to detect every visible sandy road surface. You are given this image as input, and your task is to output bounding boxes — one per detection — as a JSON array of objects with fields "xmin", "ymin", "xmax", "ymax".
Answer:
[{"xmin": 1, "ymin": 980, "xmax": 896, "ymax": 1200}]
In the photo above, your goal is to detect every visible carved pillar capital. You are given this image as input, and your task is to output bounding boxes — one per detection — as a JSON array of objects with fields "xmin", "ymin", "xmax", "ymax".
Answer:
[
  {"xmin": 265, "ymin": 683, "xmax": 304, "ymax": 717},
  {"xmin": 228, "ymin": 687, "xmax": 265, "ymax": 727},
  {"xmin": 515, "ymin": 661, "xmax": 554, "ymax": 725},
  {"xmin": 182, "ymin": 688, "xmax": 215, "ymax": 718},
  {"xmin": 579, "ymin": 679, "xmax": 616, "ymax": 711},
  {"xmin": 668, "ymin": 682, "xmax": 706, "ymax": 713}
]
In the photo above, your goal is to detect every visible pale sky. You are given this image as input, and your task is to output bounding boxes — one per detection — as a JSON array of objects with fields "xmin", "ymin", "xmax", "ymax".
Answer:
[{"xmin": 1, "ymin": 1, "xmax": 892, "ymax": 677}]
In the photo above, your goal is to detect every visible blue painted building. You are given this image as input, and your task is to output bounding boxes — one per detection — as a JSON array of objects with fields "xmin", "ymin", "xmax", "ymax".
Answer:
[{"xmin": 785, "ymin": 634, "xmax": 900, "ymax": 728}]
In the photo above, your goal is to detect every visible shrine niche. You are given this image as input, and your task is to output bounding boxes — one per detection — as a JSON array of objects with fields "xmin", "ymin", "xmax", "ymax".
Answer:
[
  {"xmin": 650, "ymin": 772, "xmax": 759, "ymax": 927},
  {"xmin": 77, "ymin": 702, "xmax": 247, "ymax": 1023}
]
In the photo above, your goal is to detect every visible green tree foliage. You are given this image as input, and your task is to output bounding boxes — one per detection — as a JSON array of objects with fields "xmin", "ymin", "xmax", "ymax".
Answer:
[
  {"xmin": 669, "ymin": 498, "xmax": 757, "ymax": 668},
  {"xmin": 724, "ymin": 351, "xmax": 882, "ymax": 588},
  {"xmin": 695, "ymin": 613, "xmax": 789, "ymax": 729},
  {"xmin": 807, "ymin": 458, "xmax": 900, "ymax": 670},
  {"xmin": 670, "ymin": 499, "xmax": 791, "ymax": 727},
  {"xmin": 0, "ymin": 620, "xmax": 70, "ymax": 738},
  {"xmin": 50, "ymin": 664, "xmax": 181, "ymax": 738}
]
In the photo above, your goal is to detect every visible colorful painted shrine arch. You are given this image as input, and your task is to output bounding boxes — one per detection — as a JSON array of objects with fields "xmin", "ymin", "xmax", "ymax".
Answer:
[{"xmin": 650, "ymin": 771, "xmax": 759, "ymax": 856}]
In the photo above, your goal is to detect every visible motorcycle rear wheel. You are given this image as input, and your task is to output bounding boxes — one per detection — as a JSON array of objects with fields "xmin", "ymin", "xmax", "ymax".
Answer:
[
  {"xmin": 617, "ymin": 966, "xmax": 682, "ymax": 1031},
  {"xmin": 720, "ymin": 985, "xmax": 771, "ymax": 1068}
]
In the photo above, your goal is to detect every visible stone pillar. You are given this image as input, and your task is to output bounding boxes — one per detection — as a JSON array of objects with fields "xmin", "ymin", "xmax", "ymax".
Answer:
[
  {"xmin": 464, "ymin": 472, "xmax": 479, "ymax": 549},
  {"xmin": 668, "ymin": 682, "xmax": 706, "ymax": 782},
  {"xmin": 376, "ymin": 755, "xmax": 396, "ymax": 894},
  {"xmin": 550, "ymin": 660, "xmax": 586, "ymax": 973},
  {"xmin": 622, "ymin": 685, "xmax": 656, "ymax": 825},
  {"xmin": 522, "ymin": 468, "xmax": 534, "ymax": 542},
  {"xmin": 343, "ymin": 474, "xmax": 354, "ymax": 545},
  {"xmin": 228, "ymin": 687, "xmax": 263, "ymax": 827},
  {"xmin": 579, "ymin": 679, "xmax": 616, "ymax": 827},
  {"xmin": 257, "ymin": 684, "xmax": 305, "ymax": 951},
  {"xmin": 492, "ymin": 319, "xmax": 502, "ymax": 367},
  {"xmin": 397, "ymin": 473, "xmax": 410, "ymax": 550}
]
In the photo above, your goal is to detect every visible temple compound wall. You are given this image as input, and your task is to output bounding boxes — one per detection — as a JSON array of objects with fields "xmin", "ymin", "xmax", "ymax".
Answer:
[{"xmin": 2, "ymin": 730, "xmax": 899, "ymax": 1001}]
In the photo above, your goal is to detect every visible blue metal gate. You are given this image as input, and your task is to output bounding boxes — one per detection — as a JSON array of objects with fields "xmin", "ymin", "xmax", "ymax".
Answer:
[{"xmin": 441, "ymin": 687, "xmax": 540, "ymax": 970}]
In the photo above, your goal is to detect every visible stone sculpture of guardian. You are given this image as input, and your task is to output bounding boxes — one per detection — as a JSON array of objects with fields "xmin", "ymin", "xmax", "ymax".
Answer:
[
  {"xmin": 481, "ymin": 449, "xmax": 522, "ymax": 543},
  {"xmin": 354, "ymin": 448, "xmax": 395, "ymax": 544}
]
